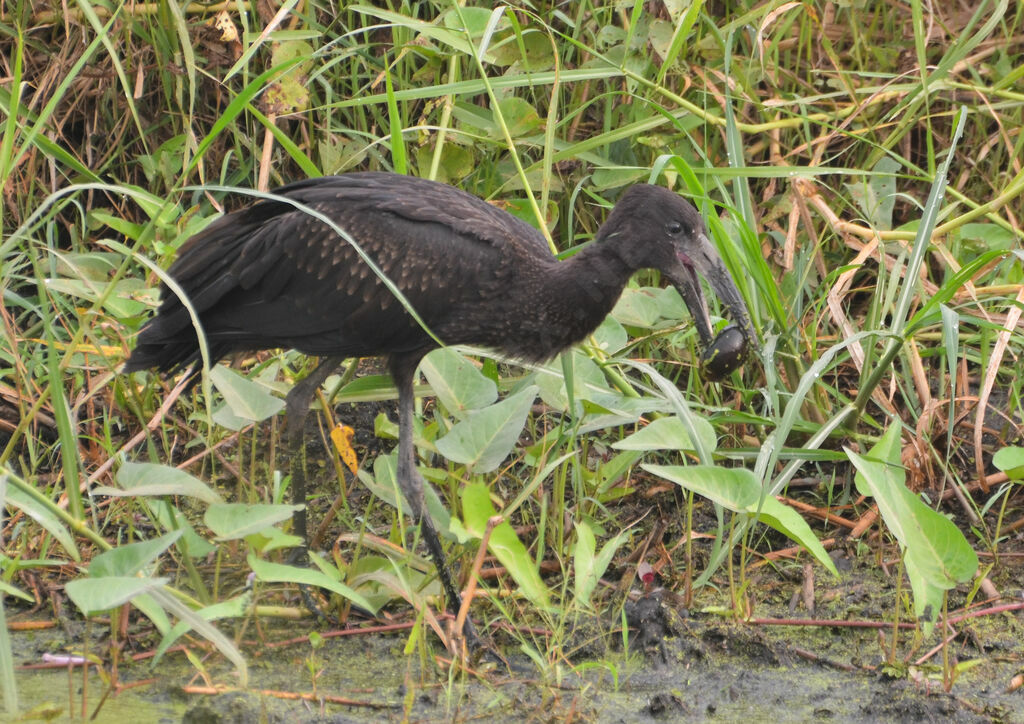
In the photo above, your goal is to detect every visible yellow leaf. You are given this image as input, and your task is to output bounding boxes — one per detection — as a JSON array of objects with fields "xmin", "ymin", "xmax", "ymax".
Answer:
[
  {"xmin": 330, "ymin": 424, "xmax": 359, "ymax": 476},
  {"xmin": 212, "ymin": 11, "xmax": 239, "ymax": 42}
]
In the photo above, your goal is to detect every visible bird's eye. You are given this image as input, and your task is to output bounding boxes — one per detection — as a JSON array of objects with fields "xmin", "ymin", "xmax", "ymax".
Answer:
[{"xmin": 666, "ymin": 221, "xmax": 684, "ymax": 235}]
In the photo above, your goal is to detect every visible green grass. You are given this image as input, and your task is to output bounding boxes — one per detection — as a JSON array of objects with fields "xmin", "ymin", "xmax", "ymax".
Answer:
[{"xmin": 1, "ymin": 0, "xmax": 1022, "ymax": 707}]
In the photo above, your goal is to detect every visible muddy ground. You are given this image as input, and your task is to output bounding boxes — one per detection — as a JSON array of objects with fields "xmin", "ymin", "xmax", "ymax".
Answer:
[
  {"xmin": 9, "ymin": 547, "xmax": 1024, "ymax": 724},
  {"xmin": 8, "ymin": 389, "xmax": 1024, "ymax": 722}
]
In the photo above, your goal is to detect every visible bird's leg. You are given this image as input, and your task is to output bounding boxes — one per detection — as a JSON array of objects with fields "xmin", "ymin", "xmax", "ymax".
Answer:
[
  {"xmin": 285, "ymin": 356, "xmax": 346, "ymax": 551},
  {"xmin": 392, "ymin": 359, "xmax": 479, "ymax": 646}
]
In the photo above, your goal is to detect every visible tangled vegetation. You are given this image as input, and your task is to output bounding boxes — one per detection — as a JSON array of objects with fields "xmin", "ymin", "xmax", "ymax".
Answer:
[{"xmin": 1, "ymin": 0, "xmax": 1022, "ymax": 719}]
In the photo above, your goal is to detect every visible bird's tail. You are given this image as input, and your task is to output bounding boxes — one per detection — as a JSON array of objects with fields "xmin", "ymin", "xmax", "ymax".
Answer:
[
  {"xmin": 122, "ymin": 330, "xmax": 202, "ymax": 376},
  {"xmin": 124, "ymin": 216, "xmax": 265, "ymax": 377}
]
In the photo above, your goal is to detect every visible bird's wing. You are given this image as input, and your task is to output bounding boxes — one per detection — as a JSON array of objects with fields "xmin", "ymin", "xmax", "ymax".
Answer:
[
  {"xmin": 276, "ymin": 173, "xmax": 550, "ymax": 254},
  {"xmin": 169, "ymin": 183, "xmax": 531, "ymax": 357},
  {"xmin": 130, "ymin": 174, "xmax": 548, "ymax": 371}
]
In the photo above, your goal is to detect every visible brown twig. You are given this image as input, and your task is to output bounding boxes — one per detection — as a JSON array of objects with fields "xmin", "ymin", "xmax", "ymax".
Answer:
[{"xmin": 181, "ymin": 684, "xmax": 398, "ymax": 709}]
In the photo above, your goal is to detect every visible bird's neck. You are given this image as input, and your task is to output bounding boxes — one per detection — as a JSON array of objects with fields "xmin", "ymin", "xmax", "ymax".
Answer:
[
  {"xmin": 511, "ymin": 241, "xmax": 633, "ymax": 360},
  {"xmin": 556, "ymin": 239, "xmax": 635, "ymax": 310}
]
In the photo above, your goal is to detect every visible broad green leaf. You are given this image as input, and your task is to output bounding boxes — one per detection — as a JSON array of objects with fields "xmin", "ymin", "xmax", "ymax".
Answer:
[
  {"xmin": 248, "ymin": 525, "xmax": 305, "ymax": 554},
  {"xmin": 902, "ymin": 501, "xmax": 980, "ymax": 587},
  {"xmin": 904, "ymin": 555, "xmax": 944, "ymax": 626},
  {"xmin": 44, "ymin": 277, "xmax": 149, "ymax": 318},
  {"xmin": 613, "ymin": 416, "xmax": 717, "ymax": 454},
  {"xmin": 577, "ymin": 394, "xmax": 672, "ymax": 434},
  {"xmin": 440, "ymin": 4, "xmax": 503, "ymax": 37},
  {"xmin": 373, "ymin": 411, "xmax": 398, "ymax": 440},
  {"xmin": 495, "ymin": 97, "xmax": 542, "ymax": 138},
  {"xmin": 993, "ymin": 446, "xmax": 1024, "ymax": 479},
  {"xmin": 413, "ymin": 143, "xmax": 475, "ymax": 185},
  {"xmin": 204, "ymin": 503, "xmax": 302, "ymax": 540},
  {"xmin": 321, "ymin": 136, "xmax": 367, "ymax": 175},
  {"xmin": 957, "ymin": 222, "xmax": 1016, "ymax": 253},
  {"xmin": 435, "ymin": 385, "xmax": 537, "ymax": 472},
  {"xmin": 248, "ymin": 555, "xmax": 376, "ymax": 613},
  {"xmin": 148, "ymin": 499, "xmax": 216, "ymax": 558},
  {"xmin": 146, "ymin": 587, "xmax": 249, "ymax": 686},
  {"xmin": 644, "ymin": 464, "xmax": 837, "ymax": 575},
  {"xmin": 536, "ymin": 351, "xmax": 607, "ymax": 412},
  {"xmin": 644, "ymin": 464, "xmax": 760, "ymax": 510},
  {"xmin": 354, "ymin": 5, "xmax": 498, "ymax": 61},
  {"xmin": 89, "ymin": 531, "xmax": 182, "ymax": 577},
  {"xmin": 66, "ymin": 577, "xmax": 169, "ymax": 615},
  {"xmin": 421, "ymin": 348, "xmax": 497, "ymax": 416},
  {"xmin": 210, "ymin": 365, "xmax": 285, "ymax": 424},
  {"xmin": 489, "ymin": 23, "xmax": 556, "ymax": 68},
  {"xmin": 365, "ymin": 454, "xmax": 458, "ymax": 541},
  {"xmin": 573, "ymin": 519, "xmax": 629, "ymax": 607},
  {"xmin": 4, "ymin": 485, "xmax": 79, "ymax": 560},
  {"xmin": 612, "ymin": 287, "xmax": 664, "ymax": 327},
  {"xmin": 750, "ymin": 497, "xmax": 838, "ymax": 576},
  {"xmin": 498, "ymin": 197, "xmax": 560, "ymax": 230},
  {"xmin": 333, "ymin": 554, "xmax": 426, "ymax": 612},
  {"xmin": 591, "ymin": 167, "xmax": 648, "ymax": 190},
  {"xmin": 845, "ymin": 157, "xmax": 900, "ymax": 230},
  {"xmin": 451, "ymin": 99, "xmax": 496, "ymax": 136},
  {"xmin": 128, "ymin": 593, "xmax": 173, "ymax": 636},
  {"xmin": 849, "ymin": 425, "xmax": 978, "ymax": 588},
  {"xmin": 590, "ymin": 450, "xmax": 643, "ymax": 501},
  {"xmin": 461, "ymin": 482, "xmax": 550, "ymax": 610},
  {"xmin": 657, "ymin": 286, "xmax": 688, "ymax": 320},
  {"xmin": 592, "ymin": 315, "xmax": 629, "ymax": 355},
  {"xmin": 647, "ymin": 18, "xmax": 676, "ymax": 60},
  {"xmin": 58, "ymin": 248, "xmax": 130, "ymax": 280},
  {"xmin": 154, "ymin": 593, "xmax": 253, "ymax": 663},
  {"xmin": 334, "ymin": 373, "xmax": 395, "ymax": 402},
  {"xmin": 0, "ymin": 580, "xmax": 32, "ymax": 603},
  {"xmin": 847, "ymin": 424, "xmax": 978, "ymax": 634},
  {"xmin": 111, "ymin": 462, "xmax": 223, "ymax": 504},
  {"xmin": 573, "ymin": 520, "xmax": 598, "ymax": 606}
]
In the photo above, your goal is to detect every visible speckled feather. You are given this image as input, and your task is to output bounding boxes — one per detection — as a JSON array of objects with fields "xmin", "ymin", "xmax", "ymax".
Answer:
[{"xmin": 125, "ymin": 173, "xmax": 710, "ymax": 375}]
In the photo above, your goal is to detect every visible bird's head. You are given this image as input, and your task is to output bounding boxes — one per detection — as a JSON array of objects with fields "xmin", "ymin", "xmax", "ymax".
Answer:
[{"xmin": 597, "ymin": 184, "xmax": 758, "ymax": 380}]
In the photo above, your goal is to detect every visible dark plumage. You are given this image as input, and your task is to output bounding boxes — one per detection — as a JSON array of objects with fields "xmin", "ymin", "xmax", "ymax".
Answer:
[{"xmin": 125, "ymin": 172, "xmax": 756, "ymax": 644}]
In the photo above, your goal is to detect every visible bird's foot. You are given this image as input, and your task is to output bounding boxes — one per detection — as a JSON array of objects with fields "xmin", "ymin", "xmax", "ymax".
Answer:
[{"xmin": 445, "ymin": 616, "xmax": 512, "ymax": 672}]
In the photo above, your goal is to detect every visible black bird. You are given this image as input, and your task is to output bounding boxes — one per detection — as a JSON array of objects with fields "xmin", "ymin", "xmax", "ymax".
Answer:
[{"xmin": 125, "ymin": 172, "xmax": 756, "ymax": 641}]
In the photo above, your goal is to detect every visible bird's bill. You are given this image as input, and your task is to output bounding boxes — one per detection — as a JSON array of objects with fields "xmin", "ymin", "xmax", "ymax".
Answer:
[{"xmin": 669, "ymin": 233, "xmax": 756, "ymax": 351}]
